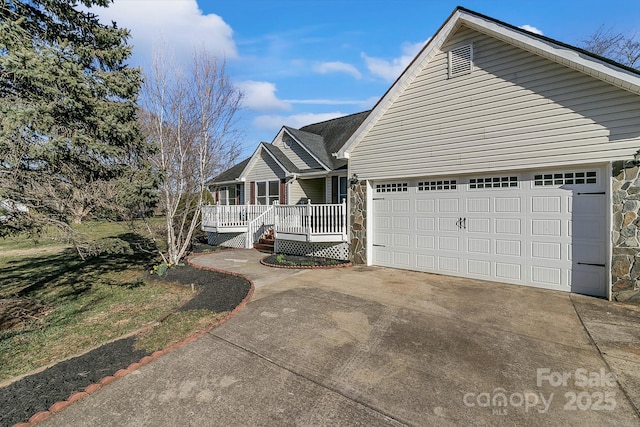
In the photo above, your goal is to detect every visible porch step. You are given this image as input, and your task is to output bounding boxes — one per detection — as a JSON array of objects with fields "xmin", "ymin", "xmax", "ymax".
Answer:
[{"xmin": 254, "ymin": 237, "xmax": 274, "ymax": 253}]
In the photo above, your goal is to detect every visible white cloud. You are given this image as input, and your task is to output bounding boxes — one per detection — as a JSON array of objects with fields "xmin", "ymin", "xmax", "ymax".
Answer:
[
  {"xmin": 519, "ymin": 24, "xmax": 544, "ymax": 35},
  {"xmin": 236, "ymin": 81, "xmax": 291, "ymax": 112},
  {"xmin": 90, "ymin": 0, "xmax": 237, "ymax": 64},
  {"xmin": 313, "ymin": 61, "xmax": 362, "ymax": 79},
  {"xmin": 362, "ymin": 40, "xmax": 427, "ymax": 82},
  {"xmin": 284, "ymin": 99, "xmax": 369, "ymax": 106},
  {"xmin": 359, "ymin": 96, "xmax": 380, "ymax": 109},
  {"xmin": 253, "ymin": 112, "xmax": 346, "ymax": 132}
]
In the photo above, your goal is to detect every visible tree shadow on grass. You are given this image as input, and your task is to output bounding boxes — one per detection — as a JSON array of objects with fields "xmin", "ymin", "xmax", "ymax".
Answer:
[{"xmin": 0, "ymin": 233, "xmax": 159, "ymax": 301}]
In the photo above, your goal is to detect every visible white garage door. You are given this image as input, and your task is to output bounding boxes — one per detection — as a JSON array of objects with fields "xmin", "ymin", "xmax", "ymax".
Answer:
[{"xmin": 372, "ymin": 168, "xmax": 608, "ymax": 296}]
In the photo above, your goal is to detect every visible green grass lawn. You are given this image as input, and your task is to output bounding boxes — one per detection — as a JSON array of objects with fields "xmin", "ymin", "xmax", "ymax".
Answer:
[{"xmin": 0, "ymin": 221, "xmax": 202, "ymax": 383}]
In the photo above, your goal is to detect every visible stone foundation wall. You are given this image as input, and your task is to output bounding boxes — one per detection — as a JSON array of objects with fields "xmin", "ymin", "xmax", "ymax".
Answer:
[
  {"xmin": 611, "ymin": 161, "xmax": 640, "ymax": 303},
  {"xmin": 349, "ymin": 181, "xmax": 367, "ymax": 264}
]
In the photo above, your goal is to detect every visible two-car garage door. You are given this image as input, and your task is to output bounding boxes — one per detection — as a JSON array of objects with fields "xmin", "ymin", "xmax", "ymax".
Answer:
[{"xmin": 372, "ymin": 167, "xmax": 608, "ymax": 296}]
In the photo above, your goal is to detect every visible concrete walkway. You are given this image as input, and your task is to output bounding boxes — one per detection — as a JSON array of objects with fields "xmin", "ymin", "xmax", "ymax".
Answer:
[
  {"xmin": 41, "ymin": 250, "xmax": 640, "ymax": 426},
  {"xmin": 191, "ymin": 249, "xmax": 311, "ymax": 288}
]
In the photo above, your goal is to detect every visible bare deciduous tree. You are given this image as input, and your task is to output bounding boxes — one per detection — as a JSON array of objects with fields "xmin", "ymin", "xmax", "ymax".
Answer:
[
  {"xmin": 140, "ymin": 50, "xmax": 243, "ymax": 264},
  {"xmin": 581, "ymin": 25, "xmax": 640, "ymax": 69}
]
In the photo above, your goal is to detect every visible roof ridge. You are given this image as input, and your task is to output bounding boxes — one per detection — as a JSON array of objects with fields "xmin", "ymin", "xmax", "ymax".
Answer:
[
  {"xmin": 455, "ymin": 6, "xmax": 640, "ymax": 76},
  {"xmin": 299, "ymin": 110, "xmax": 371, "ymax": 130}
]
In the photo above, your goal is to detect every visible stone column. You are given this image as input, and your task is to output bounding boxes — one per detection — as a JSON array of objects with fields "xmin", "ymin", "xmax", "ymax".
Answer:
[
  {"xmin": 611, "ymin": 161, "xmax": 640, "ymax": 302},
  {"xmin": 349, "ymin": 181, "xmax": 367, "ymax": 264}
]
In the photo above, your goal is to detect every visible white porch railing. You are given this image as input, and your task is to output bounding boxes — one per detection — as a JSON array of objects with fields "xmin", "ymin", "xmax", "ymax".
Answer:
[
  {"xmin": 201, "ymin": 204, "xmax": 272, "ymax": 230},
  {"xmin": 246, "ymin": 205, "xmax": 275, "ymax": 249},
  {"xmin": 202, "ymin": 200, "xmax": 347, "ymax": 244},
  {"xmin": 275, "ymin": 200, "xmax": 347, "ymax": 242}
]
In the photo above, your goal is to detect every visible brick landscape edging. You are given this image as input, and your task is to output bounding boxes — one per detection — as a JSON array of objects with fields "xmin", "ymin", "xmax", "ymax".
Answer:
[
  {"xmin": 14, "ymin": 258, "xmax": 255, "ymax": 427},
  {"xmin": 260, "ymin": 257, "xmax": 352, "ymax": 269}
]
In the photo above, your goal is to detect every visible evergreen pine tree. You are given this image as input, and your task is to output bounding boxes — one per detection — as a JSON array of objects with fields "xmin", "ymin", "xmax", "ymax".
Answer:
[{"xmin": 0, "ymin": 0, "xmax": 157, "ymax": 238}]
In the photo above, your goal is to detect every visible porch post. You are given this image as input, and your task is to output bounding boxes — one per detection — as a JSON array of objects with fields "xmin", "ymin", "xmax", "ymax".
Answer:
[
  {"xmin": 274, "ymin": 205, "xmax": 280, "ymax": 240},
  {"xmin": 306, "ymin": 199, "xmax": 312, "ymax": 242},
  {"xmin": 341, "ymin": 199, "xmax": 347, "ymax": 240}
]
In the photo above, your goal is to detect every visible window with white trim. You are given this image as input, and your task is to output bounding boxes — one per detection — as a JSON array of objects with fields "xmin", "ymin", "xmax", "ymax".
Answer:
[
  {"xmin": 256, "ymin": 180, "xmax": 279, "ymax": 205},
  {"xmin": 469, "ymin": 176, "xmax": 518, "ymax": 189},
  {"xmin": 448, "ymin": 44, "xmax": 473, "ymax": 78},
  {"xmin": 534, "ymin": 171, "xmax": 597, "ymax": 186},
  {"xmin": 376, "ymin": 183, "xmax": 408, "ymax": 193},
  {"xmin": 418, "ymin": 180, "xmax": 457, "ymax": 191}
]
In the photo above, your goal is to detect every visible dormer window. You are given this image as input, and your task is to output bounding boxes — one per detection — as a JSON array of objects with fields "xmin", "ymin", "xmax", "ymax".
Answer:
[{"xmin": 448, "ymin": 43, "xmax": 473, "ymax": 78}]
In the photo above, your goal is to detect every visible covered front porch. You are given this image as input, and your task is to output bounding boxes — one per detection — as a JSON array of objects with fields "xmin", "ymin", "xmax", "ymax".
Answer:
[{"xmin": 201, "ymin": 201, "xmax": 347, "ymax": 249}]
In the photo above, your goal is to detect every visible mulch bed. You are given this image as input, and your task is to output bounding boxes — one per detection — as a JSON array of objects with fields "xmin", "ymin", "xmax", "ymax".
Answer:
[
  {"xmin": 0, "ymin": 264, "xmax": 250, "ymax": 427},
  {"xmin": 261, "ymin": 254, "xmax": 351, "ymax": 269}
]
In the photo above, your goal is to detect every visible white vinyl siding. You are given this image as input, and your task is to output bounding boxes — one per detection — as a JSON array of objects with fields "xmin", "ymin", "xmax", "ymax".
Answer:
[
  {"xmin": 275, "ymin": 135, "xmax": 322, "ymax": 170},
  {"xmin": 243, "ymin": 149, "xmax": 286, "ymax": 204},
  {"xmin": 300, "ymin": 178, "xmax": 326, "ymax": 203},
  {"xmin": 245, "ymin": 150, "xmax": 286, "ymax": 182},
  {"xmin": 288, "ymin": 180, "xmax": 306, "ymax": 205},
  {"xmin": 350, "ymin": 26, "xmax": 640, "ymax": 179},
  {"xmin": 288, "ymin": 178, "xmax": 326, "ymax": 204}
]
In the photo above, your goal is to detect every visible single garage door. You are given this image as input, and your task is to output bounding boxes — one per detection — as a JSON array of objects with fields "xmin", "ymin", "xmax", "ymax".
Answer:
[{"xmin": 372, "ymin": 167, "xmax": 607, "ymax": 296}]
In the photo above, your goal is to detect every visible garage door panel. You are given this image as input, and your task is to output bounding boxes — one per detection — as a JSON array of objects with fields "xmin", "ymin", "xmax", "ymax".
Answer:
[
  {"xmin": 571, "ymin": 219, "xmax": 604, "ymax": 240},
  {"xmin": 392, "ymin": 199, "xmax": 410, "ymax": 212},
  {"xmin": 571, "ymin": 265, "xmax": 607, "ymax": 296},
  {"xmin": 416, "ymin": 217, "xmax": 435, "ymax": 231},
  {"xmin": 467, "ymin": 218, "xmax": 490, "ymax": 233},
  {"xmin": 393, "ymin": 252, "xmax": 411, "ymax": 266},
  {"xmin": 495, "ymin": 218, "xmax": 521, "ymax": 235},
  {"xmin": 438, "ymin": 236, "xmax": 460, "ymax": 251},
  {"xmin": 438, "ymin": 256, "xmax": 460, "ymax": 272},
  {"xmin": 571, "ymin": 195, "xmax": 606, "ymax": 214},
  {"xmin": 393, "ymin": 233, "xmax": 410, "ymax": 247},
  {"xmin": 467, "ymin": 238, "xmax": 490, "ymax": 254},
  {"xmin": 468, "ymin": 259, "xmax": 491, "ymax": 276},
  {"xmin": 438, "ymin": 217, "xmax": 459, "ymax": 232},
  {"xmin": 496, "ymin": 262, "xmax": 522, "ymax": 281},
  {"xmin": 374, "ymin": 232, "xmax": 391, "ymax": 246},
  {"xmin": 376, "ymin": 199, "xmax": 390, "ymax": 212},
  {"xmin": 531, "ymin": 265, "xmax": 562, "ymax": 286},
  {"xmin": 573, "ymin": 241, "xmax": 606, "ymax": 264},
  {"xmin": 531, "ymin": 242, "xmax": 562, "ymax": 260},
  {"xmin": 495, "ymin": 197, "xmax": 521, "ymax": 212},
  {"xmin": 438, "ymin": 199, "xmax": 459, "ymax": 212},
  {"xmin": 496, "ymin": 239, "xmax": 521, "ymax": 257},
  {"xmin": 416, "ymin": 199, "xmax": 435, "ymax": 212},
  {"xmin": 392, "ymin": 216, "xmax": 410, "ymax": 229},
  {"xmin": 416, "ymin": 235, "xmax": 435, "ymax": 249},
  {"xmin": 375, "ymin": 215, "xmax": 391, "ymax": 229},
  {"xmin": 467, "ymin": 198, "xmax": 490, "ymax": 212},
  {"xmin": 416, "ymin": 254, "xmax": 435, "ymax": 269},
  {"xmin": 531, "ymin": 196, "xmax": 563, "ymax": 213},
  {"xmin": 371, "ymin": 167, "xmax": 607, "ymax": 297},
  {"xmin": 531, "ymin": 219, "xmax": 561, "ymax": 236},
  {"xmin": 374, "ymin": 249, "xmax": 392, "ymax": 264}
]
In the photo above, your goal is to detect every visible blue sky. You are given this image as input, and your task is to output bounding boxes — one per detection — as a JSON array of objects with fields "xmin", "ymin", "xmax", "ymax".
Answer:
[{"xmin": 92, "ymin": 1, "xmax": 640, "ymax": 159}]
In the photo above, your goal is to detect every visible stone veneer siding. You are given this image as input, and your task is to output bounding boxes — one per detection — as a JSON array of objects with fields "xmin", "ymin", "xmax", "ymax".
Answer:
[
  {"xmin": 612, "ymin": 161, "xmax": 640, "ymax": 303},
  {"xmin": 349, "ymin": 181, "xmax": 367, "ymax": 264}
]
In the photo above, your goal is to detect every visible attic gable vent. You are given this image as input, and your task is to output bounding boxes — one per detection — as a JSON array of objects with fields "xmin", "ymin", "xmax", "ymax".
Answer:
[{"xmin": 448, "ymin": 44, "xmax": 473, "ymax": 78}]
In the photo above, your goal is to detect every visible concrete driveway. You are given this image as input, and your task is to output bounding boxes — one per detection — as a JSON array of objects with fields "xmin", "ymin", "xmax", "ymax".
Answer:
[{"xmin": 42, "ymin": 250, "xmax": 640, "ymax": 426}]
